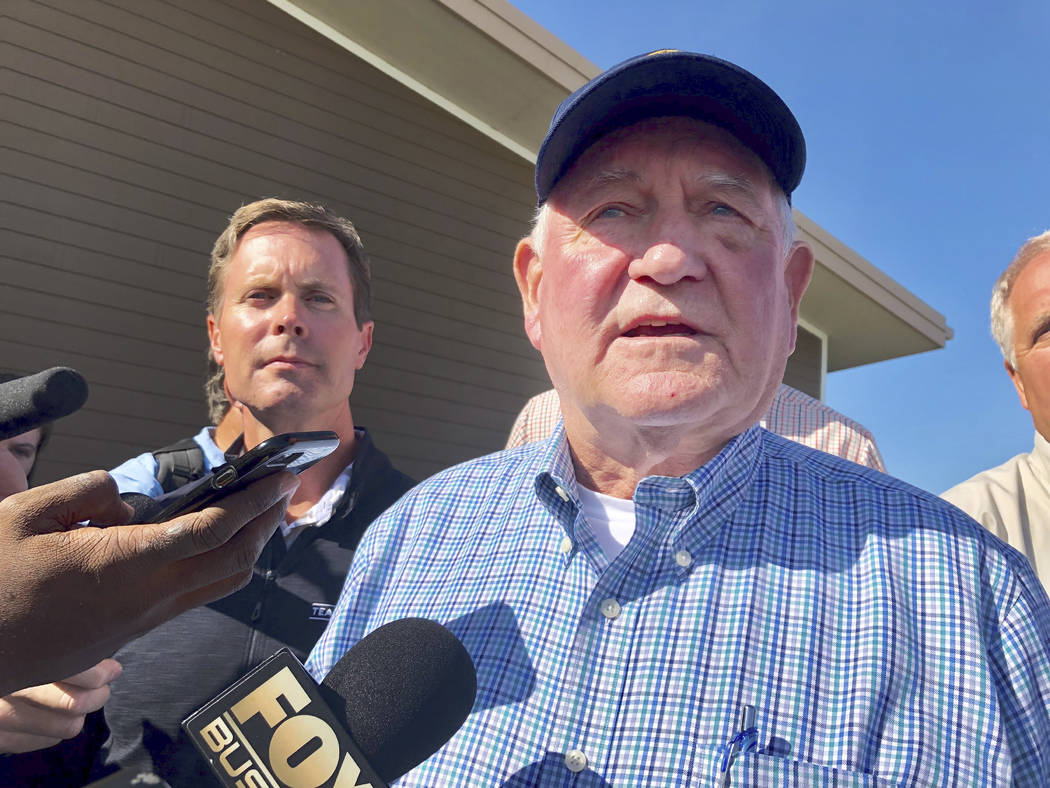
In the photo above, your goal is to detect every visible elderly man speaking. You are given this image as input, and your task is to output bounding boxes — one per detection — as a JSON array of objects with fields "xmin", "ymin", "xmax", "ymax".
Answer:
[{"xmin": 308, "ymin": 52, "xmax": 1050, "ymax": 785}]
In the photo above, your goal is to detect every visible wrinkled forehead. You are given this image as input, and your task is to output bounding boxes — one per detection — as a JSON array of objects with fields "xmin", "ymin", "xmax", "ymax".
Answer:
[
  {"xmin": 234, "ymin": 219, "xmax": 335, "ymax": 251},
  {"xmin": 1010, "ymin": 252, "xmax": 1050, "ymax": 318},
  {"xmin": 549, "ymin": 116, "xmax": 778, "ymax": 205}
]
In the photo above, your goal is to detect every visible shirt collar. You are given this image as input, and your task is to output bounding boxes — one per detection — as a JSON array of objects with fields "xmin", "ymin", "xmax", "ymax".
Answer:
[
  {"xmin": 533, "ymin": 419, "xmax": 765, "ymax": 550},
  {"xmin": 282, "ymin": 462, "xmax": 354, "ymax": 540},
  {"xmin": 1032, "ymin": 430, "xmax": 1050, "ymax": 474}
]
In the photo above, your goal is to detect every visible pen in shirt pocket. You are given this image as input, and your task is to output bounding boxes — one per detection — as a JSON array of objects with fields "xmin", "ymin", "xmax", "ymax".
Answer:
[{"xmin": 715, "ymin": 704, "xmax": 758, "ymax": 786}]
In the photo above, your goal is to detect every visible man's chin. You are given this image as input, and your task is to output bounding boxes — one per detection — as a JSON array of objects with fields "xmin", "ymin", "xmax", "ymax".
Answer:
[
  {"xmin": 614, "ymin": 375, "xmax": 728, "ymax": 418},
  {"xmin": 240, "ymin": 387, "xmax": 316, "ymax": 423},
  {"xmin": 589, "ymin": 377, "xmax": 772, "ymax": 434}
]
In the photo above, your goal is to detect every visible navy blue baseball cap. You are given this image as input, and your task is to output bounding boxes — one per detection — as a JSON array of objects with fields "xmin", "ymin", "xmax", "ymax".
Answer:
[{"xmin": 535, "ymin": 50, "xmax": 806, "ymax": 204}]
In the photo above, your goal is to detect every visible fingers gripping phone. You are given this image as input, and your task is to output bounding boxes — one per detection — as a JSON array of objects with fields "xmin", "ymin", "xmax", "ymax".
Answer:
[{"xmin": 136, "ymin": 431, "xmax": 339, "ymax": 523}]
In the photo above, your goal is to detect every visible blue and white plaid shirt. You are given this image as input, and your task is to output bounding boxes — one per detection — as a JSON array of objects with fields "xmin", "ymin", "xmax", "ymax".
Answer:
[{"xmin": 308, "ymin": 425, "xmax": 1050, "ymax": 786}]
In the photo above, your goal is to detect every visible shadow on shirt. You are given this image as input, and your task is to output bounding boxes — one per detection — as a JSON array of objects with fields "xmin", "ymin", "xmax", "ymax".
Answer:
[
  {"xmin": 445, "ymin": 601, "xmax": 536, "ymax": 713},
  {"xmin": 500, "ymin": 752, "xmax": 612, "ymax": 786}
]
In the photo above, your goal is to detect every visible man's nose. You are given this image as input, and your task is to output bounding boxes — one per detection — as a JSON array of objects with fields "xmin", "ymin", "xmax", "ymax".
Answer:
[
  {"xmin": 627, "ymin": 214, "xmax": 707, "ymax": 286},
  {"xmin": 273, "ymin": 295, "xmax": 307, "ymax": 337}
]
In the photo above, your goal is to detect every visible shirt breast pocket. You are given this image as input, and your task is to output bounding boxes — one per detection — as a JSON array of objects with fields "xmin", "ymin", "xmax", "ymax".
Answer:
[{"xmin": 730, "ymin": 753, "xmax": 898, "ymax": 786}]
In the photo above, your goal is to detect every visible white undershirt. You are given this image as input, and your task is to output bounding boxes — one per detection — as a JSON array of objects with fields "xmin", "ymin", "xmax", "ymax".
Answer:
[
  {"xmin": 282, "ymin": 463, "xmax": 352, "ymax": 543},
  {"xmin": 576, "ymin": 486, "xmax": 637, "ymax": 560}
]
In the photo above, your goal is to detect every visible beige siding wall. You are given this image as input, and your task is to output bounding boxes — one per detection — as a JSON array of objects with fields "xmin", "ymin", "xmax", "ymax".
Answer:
[
  {"xmin": 783, "ymin": 326, "xmax": 823, "ymax": 399},
  {"xmin": 2, "ymin": 0, "xmax": 546, "ymax": 482}
]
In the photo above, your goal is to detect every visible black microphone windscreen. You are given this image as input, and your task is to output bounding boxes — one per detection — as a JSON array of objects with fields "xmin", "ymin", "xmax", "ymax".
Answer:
[
  {"xmin": 0, "ymin": 367, "xmax": 88, "ymax": 440},
  {"xmin": 119, "ymin": 492, "xmax": 164, "ymax": 525},
  {"xmin": 320, "ymin": 617, "xmax": 477, "ymax": 783}
]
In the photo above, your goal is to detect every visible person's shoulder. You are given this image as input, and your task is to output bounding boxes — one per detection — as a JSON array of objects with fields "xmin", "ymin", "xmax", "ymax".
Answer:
[
  {"xmin": 371, "ymin": 443, "xmax": 543, "ymax": 528},
  {"xmin": 189, "ymin": 425, "xmax": 226, "ymax": 464},
  {"xmin": 409, "ymin": 443, "xmax": 542, "ymax": 497},
  {"xmin": 108, "ymin": 450, "xmax": 162, "ymax": 495},
  {"xmin": 108, "ymin": 426, "xmax": 215, "ymax": 495},
  {"xmin": 507, "ymin": 389, "xmax": 560, "ymax": 448},
  {"xmin": 760, "ymin": 430, "xmax": 992, "ymax": 529},
  {"xmin": 761, "ymin": 428, "xmax": 887, "ymax": 482},
  {"xmin": 772, "ymin": 385, "xmax": 876, "ymax": 436},
  {"xmin": 761, "ymin": 430, "xmax": 1043, "ymax": 588},
  {"xmin": 942, "ymin": 451, "xmax": 1030, "ymax": 504},
  {"xmin": 351, "ymin": 444, "xmax": 546, "ymax": 566}
]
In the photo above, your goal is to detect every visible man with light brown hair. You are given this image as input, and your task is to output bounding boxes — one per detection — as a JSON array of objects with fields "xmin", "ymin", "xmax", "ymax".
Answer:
[
  {"xmin": 943, "ymin": 229, "xmax": 1050, "ymax": 588},
  {"xmin": 0, "ymin": 198, "xmax": 414, "ymax": 785}
]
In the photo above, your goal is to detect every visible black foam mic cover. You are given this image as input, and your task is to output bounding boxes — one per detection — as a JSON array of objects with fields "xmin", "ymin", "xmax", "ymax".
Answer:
[
  {"xmin": 319, "ymin": 617, "xmax": 478, "ymax": 783},
  {"xmin": 119, "ymin": 492, "xmax": 164, "ymax": 524},
  {"xmin": 0, "ymin": 367, "xmax": 88, "ymax": 440}
]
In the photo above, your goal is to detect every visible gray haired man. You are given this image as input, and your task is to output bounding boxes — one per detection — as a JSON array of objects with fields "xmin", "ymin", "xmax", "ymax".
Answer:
[{"xmin": 943, "ymin": 229, "xmax": 1050, "ymax": 588}]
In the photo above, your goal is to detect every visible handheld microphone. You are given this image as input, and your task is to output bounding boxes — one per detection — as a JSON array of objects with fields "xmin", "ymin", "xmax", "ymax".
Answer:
[
  {"xmin": 183, "ymin": 618, "xmax": 477, "ymax": 788},
  {"xmin": 0, "ymin": 367, "xmax": 89, "ymax": 440}
]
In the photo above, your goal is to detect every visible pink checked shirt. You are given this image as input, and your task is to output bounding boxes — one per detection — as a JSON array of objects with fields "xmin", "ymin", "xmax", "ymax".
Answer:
[{"xmin": 506, "ymin": 384, "xmax": 886, "ymax": 471}]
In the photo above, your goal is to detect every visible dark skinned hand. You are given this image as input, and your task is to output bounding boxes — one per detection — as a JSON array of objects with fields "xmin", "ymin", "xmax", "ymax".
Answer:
[{"xmin": 0, "ymin": 469, "xmax": 299, "ymax": 696}]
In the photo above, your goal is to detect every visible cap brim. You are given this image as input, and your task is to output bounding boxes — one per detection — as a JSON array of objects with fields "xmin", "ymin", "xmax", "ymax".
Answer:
[{"xmin": 536, "ymin": 51, "xmax": 805, "ymax": 204}]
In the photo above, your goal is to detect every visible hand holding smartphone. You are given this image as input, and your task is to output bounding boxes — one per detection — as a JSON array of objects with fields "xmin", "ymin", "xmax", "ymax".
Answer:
[{"xmin": 130, "ymin": 431, "xmax": 339, "ymax": 524}]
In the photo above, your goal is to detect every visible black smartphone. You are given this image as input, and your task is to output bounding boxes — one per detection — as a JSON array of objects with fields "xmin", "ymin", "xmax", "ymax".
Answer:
[{"xmin": 143, "ymin": 431, "xmax": 340, "ymax": 523}]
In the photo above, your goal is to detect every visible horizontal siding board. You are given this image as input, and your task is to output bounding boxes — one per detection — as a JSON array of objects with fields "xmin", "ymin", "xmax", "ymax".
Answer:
[
  {"xmin": 350, "ymin": 385, "xmax": 519, "ymax": 434},
  {"xmin": 158, "ymin": 0, "xmax": 509, "ymax": 159},
  {"xmin": 0, "ymin": 202, "xmax": 206, "ymax": 296},
  {"xmin": 375, "ymin": 300, "xmax": 537, "ymax": 360},
  {"xmin": 1, "ymin": 112, "xmax": 247, "ymax": 215},
  {"xmin": 377, "ymin": 323, "xmax": 545, "ymax": 381},
  {"xmin": 4, "ymin": 70, "xmax": 531, "ymax": 284},
  {"xmin": 5, "ymin": 125, "xmax": 525, "ymax": 316},
  {"xmin": 2, "ymin": 150, "xmax": 232, "ymax": 238},
  {"xmin": 109, "ymin": 0, "xmax": 533, "ymax": 186},
  {"xmin": 0, "ymin": 229, "xmax": 203, "ymax": 315},
  {"xmin": 783, "ymin": 328, "xmax": 822, "ymax": 399},
  {"xmin": 0, "ymin": 173, "xmax": 215, "ymax": 262},
  {"xmin": 0, "ymin": 312, "xmax": 204, "ymax": 377},
  {"xmin": 353, "ymin": 364, "xmax": 533, "ymax": 418},
  {"xmin": 5, "ymin": 94, "xmax": 533, "ymax": 251},
  {"xmin": 365, "ymin": 345, "xmax": 537, "ymax": 400},
  {"xmin": 0, "ymin": 341, "xmax": 206, "ymax": 406},
  {"xmin": 66, "ymin": 0, "xmax": 533, "ymax": 194},
  {"xmin": 0, "ymin": 260, "xmax": 202, "ymax": 344},
  {"xmin": 8, "ymin": 8, "xmax": 535, "ymax": 217}
]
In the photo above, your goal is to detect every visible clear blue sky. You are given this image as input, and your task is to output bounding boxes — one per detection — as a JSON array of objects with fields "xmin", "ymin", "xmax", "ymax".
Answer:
[{"xmin": 510, "ymin": 0, "xmax": 1050, "ymax": 494}]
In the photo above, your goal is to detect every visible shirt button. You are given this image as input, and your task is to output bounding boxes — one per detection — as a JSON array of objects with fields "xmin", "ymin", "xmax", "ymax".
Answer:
[
  {"xmin": 674, "ymin": 549, "xmax": 693, "ymax": 568},
  {"xmin": 564, "ymin": 749, "xmax": 588, "ymax": 773},
  {"xmin": 554, "ymin": 485, "xmax": 570, "ymax": 502},
  {"xmin": 559, "ymin": 536, "xmax": 573, "ymax": 554},
  {"xmin": 600, "ymin": 598, "xmax": 621, "ymax": 620}
]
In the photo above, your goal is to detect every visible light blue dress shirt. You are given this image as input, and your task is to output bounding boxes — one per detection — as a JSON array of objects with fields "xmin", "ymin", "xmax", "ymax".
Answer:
[
  {"xmin": 308, "ymin": 425, "xmax": 1050, "ymax": 786},
  {"xmin": 108, "ymin": 425, "xmax": 226, "ymax": 496}
]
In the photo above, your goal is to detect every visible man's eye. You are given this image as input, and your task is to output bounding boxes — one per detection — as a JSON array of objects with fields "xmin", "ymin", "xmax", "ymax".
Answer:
[
  {"xmin": 308, "ymin": 293, "xmax": 334, "ymax": 304},
  {"xmin": 246, "ymin": 290, "xmax": 272, "ymax": 301},
  {"xmin": 597, "ymin": 205, "xmax": 627, "ymax": 219},
  {"xmin": 711, "ymin": 203, "xmax": 739, "ymax": 217}
]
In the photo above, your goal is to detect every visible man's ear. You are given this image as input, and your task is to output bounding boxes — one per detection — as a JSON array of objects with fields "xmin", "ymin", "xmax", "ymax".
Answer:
[
  {"xmin": 513, "ymin": 236, "xmax": 543, "ymax": 351},
  {"xmin": 206, "ymin": 313, "xmax": 224, "ymax": 367},
  {"xmin": 782, "ymin": 240, "xmax": 815, "ymax": 352},
  {"xmin": 355, "ymin": 321, "xmax": 374, "ymax": 371},
  {"xmin": 1006, "ymin": 359, "xmax": 1031, "ymax": 411}
]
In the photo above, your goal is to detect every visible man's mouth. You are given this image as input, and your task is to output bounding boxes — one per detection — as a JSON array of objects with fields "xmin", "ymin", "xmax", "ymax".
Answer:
[
  {"xmin": 267, "ymin": 356, "xmax": 313, "ymax": 367},
  {"xmin": 623, "ymin": 320, "xmax": 698, "ymax": 338}
]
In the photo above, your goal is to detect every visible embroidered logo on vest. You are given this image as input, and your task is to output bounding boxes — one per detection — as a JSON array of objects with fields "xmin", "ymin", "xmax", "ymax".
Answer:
[{"xmin": 310, "ymin": 603, "xmax": 334, "ymax": 622}]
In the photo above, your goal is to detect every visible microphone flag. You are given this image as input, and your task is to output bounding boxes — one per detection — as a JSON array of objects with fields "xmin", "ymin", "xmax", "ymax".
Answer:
[{"xmin": 183, "ymin": 649, "xmax": 386, "ymax": 788}]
